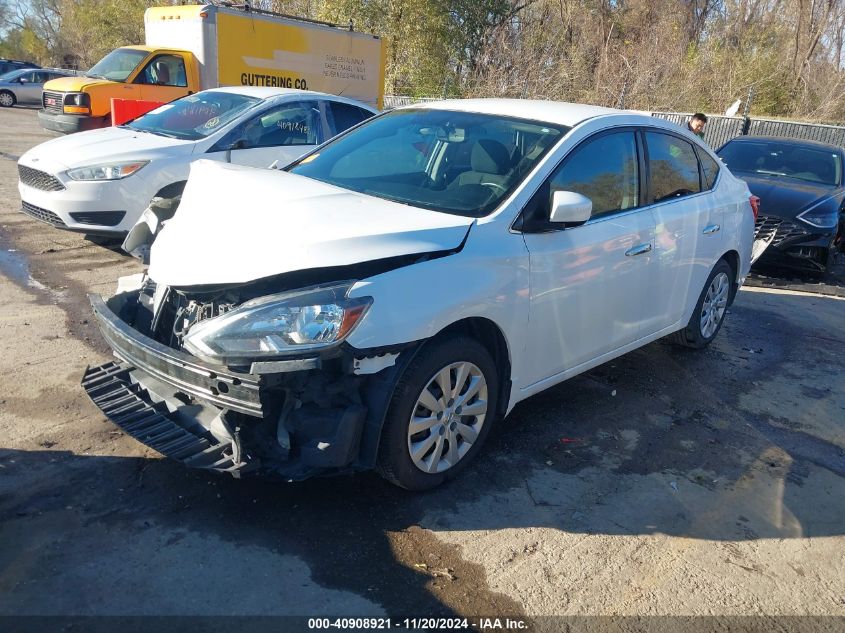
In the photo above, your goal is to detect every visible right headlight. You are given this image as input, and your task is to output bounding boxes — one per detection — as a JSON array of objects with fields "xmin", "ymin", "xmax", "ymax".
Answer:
[
  {"xmin": 797, "ymin": 198, "xmax": 839, "ymax": 229},
  {"xmin": 67, "ymin": 160, "xmax": 148, "ymax": 181},
  {"xmin": 183, "ymin": 282, "xmax": 372, "ymax": 363}
]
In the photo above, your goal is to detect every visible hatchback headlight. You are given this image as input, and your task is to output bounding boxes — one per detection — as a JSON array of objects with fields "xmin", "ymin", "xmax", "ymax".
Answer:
[
  {"xmin": 797, "ymin": 200, "xmax": 839, "ymax": 229},
  {"xmin": 67, "ymin": 161, "xmax": 148, "ymax": 181},
  {"xmin": 183, "ymin": 283, "xmax": 372, "ymax": 363}
]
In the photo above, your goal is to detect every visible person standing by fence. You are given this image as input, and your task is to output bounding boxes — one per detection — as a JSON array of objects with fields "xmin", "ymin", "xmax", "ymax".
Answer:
[{"xmin": 687, "ymin": 113, "xmax": 707, "ymax": 140}]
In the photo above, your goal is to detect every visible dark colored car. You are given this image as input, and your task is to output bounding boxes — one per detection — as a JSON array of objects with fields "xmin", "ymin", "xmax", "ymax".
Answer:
[
  {"xmin": 717, "ymin": 136, "xmax": 845, "ymax": 273},
  {"xmin": 0, "ymin": 59, "xmax": 40, "ymax": 76}
]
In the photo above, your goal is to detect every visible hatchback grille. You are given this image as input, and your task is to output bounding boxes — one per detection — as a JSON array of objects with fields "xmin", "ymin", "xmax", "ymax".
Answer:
[
  {"xmin": 754, "ymin": 215, "xmax": 810, "ymax": 247},
  {"xmin": 42, "ymin": 91, "xmax": 63, "ymax": 113},
  {"xmin": 18, "ymin": 164, "xmax": 65, "ymax": 191},
  {"xmin": 20, "ymin": 201, "xmax": 67, "ymax": 228}
]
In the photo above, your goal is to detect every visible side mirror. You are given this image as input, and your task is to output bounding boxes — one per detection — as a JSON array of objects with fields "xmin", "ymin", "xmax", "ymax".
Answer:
[
  {"xmin": 549, "ymin": 190, "xmax": 592, "ymax": 224},
  {"xmin": 18, "ymin": 77, "xmax": 28, "ymax": 84}
]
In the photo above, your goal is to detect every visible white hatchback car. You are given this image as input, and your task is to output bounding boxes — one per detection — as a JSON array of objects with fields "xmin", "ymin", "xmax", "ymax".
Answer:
[
  {"xmin": 17, "ymin": 86, "xmax": 376, "ymax": 235},
  {"xmin": 82, "ymin": 100, "xmax": 755, "ymax": 490}
]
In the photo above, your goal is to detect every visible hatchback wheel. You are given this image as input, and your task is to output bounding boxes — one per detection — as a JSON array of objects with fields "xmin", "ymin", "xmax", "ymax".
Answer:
[
  {"xmin": 0, "ymin": 91, "xmax": 15, "ymax": 108},
  {"xmin": 377, "ymin": 335, "xmax": 498, "ymax": 490},
  {"xmin": 668, "ymin": 259, "xmax": 733, "ymax": 349}
]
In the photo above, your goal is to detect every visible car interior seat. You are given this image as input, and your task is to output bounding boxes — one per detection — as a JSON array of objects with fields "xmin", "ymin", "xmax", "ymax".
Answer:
[
  {"xmin": 154, "ymin": 62, "xmax": 171, "ymax": 86},
  {"xmin": 448, "ymin": 139, "xmax": 513, "ymax": 190}
]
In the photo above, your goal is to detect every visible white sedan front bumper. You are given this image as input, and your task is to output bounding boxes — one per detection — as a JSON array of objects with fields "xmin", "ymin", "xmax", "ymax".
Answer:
[{"xmin": 17, "ymin": 158, "xmax": 155, "ymax": 235}]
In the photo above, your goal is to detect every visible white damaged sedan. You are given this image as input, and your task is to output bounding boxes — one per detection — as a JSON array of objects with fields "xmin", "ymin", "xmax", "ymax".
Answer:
[{"xmin": 83, "ymin": 100, "xmax": 755, "ymax": 489}]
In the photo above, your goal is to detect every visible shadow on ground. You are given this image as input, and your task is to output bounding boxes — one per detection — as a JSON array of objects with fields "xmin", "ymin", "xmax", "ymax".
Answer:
[{"xmin": 1, "ymin": 273, "xmax": 843, "ymax": 616}]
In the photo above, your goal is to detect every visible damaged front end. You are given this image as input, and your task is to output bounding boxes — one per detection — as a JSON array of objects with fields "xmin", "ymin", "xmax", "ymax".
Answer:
[{"xmin": 82, "ymin": 274, "xmax": 412, "ymax": 480}]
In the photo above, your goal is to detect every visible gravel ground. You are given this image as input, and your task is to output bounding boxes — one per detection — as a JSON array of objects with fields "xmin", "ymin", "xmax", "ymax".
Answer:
[{"xmin": 0, "ymin": 105, "xmax": 843, "ymax": 631}]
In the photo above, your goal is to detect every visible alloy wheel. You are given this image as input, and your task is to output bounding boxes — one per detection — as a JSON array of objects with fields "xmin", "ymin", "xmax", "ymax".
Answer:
[
  {"xmin": 0, "ymin": 93, "xmax": 14, "ymax": 107},
  {"xmin": 407, "ymin": 361, "xmax": 488, "ymax": 474},
  {"xmin": 700, "ymin": 271, "xmax": 730, "ymax": 338}
]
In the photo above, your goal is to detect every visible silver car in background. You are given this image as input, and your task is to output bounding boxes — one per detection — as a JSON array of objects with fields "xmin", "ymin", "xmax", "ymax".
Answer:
[{"xmin": 0, "ymin": 68, "xmax": 79, "ymax": 108}]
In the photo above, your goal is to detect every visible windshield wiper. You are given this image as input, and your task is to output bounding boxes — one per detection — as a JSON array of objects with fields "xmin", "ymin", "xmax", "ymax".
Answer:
[{"xmin": 125, "ymin": 126, "xmax": 184, "ymax": 139}]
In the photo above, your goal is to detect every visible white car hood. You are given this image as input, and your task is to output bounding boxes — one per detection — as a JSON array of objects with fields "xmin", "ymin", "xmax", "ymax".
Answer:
[
  {"xmin": 22, "ymin": 125, "xmax": 193, "ymax": 169},
  {"xmin": 147, "ymin": 160, "xmax": 475, "ymax": 287}
]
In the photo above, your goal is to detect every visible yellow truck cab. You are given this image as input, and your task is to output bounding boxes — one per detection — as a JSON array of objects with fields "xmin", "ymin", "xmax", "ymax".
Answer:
[
  {"xmin": 40, "ymin": 45, "xmax": 199, "ymax": 133},
  {"xmin": 39, "ymin": 4, "xmax": 384, "ymax": 134}
]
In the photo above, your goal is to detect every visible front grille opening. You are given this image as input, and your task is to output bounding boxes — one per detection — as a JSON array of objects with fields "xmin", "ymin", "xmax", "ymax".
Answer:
[
  {"xmin": 42, "ymin": 91, "xmax": 64, "ymax": 114},
  {"xmin": 754, "ymin": 214, "xmax": 810, "ymax": 247},
  {"xmin": 18, "ymin": 165, "xmax": 65, "ymax": 192},
  {"xmin": 69, "ymin": 211, "xmax": 126, "ymax": 227},
  {"xmin": 20, "ymin": 202, "xmax": 67, "ymax": 228}
]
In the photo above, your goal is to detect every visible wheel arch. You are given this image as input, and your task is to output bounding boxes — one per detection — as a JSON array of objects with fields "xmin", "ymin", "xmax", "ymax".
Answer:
[
  {"xmin": 153, "ymin": 180, "xmax": 187, "ymax": 200},
  {"xmin": 720, "ymin": 249, "xmax": 740, "ymax": 305},
  {"xmin": 434, "ymin": 316, "xmax": 513, "ymax": 418},
  {"xmin": 357, "ymin": 316, "xmax": 513, "ymax": 471}
]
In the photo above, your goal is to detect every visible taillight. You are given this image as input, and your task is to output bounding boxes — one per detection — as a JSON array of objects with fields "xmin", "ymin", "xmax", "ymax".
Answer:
[{"xmin": 749, "ymin": 195, "xmax": 760, "ymax": 222}]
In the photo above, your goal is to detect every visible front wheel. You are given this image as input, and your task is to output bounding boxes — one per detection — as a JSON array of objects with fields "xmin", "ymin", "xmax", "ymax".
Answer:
[
  {"xmin": 668, "ymin": 259, "xmax": 733, "ymax": 349},
  {"xmin": 376, "ymin": 335, "xmax": 499, "ymax": 490},
  {"xmin": 0, "ymin": 91, "xmax": 16, "ymax": 108}
]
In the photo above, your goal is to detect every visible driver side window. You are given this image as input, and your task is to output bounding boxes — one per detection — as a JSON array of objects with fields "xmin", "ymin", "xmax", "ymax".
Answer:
[
  {"xmin": 550, "ymin": 131, "xmax": 640, "ymax": 219},
  {"xmin": 135, "ymin": 54, "xmax": 187, "ymax": 87},
  {"xmin": 218, "ymin": 101, "xmax": 322, "ymax": 150},
  {"xmin": 644, "ymin": 131, "xmax": 701, "ymax": 202}
]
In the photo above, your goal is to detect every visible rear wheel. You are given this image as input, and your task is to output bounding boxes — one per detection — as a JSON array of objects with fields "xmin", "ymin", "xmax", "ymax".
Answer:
[
  {"xmin": 668, "ymin": 259, "xmax": 733, "ymax": 349},
  {"xmin": 0, "ymin": 91, "xmax": 16, "ymax": 107},
  {"xmin": 376, "ymin": 336, "xmax": 498, "ymax": 490}
]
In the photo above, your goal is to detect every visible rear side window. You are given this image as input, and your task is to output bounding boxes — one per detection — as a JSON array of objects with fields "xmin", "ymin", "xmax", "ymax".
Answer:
[
  {"xmin": 328, "ymin": 101, "xmax": 373, "ymax": 135},
  {"xmin": 549, "ymin": 131, "xmax": 640, "ymax": 218},
  {"xmin": 697, "ymin": 148, "xmax": 720, "ymax": 189},
  {"xmin": 645, "ymin": 132, "xmax": 701, "ymax": 202}
]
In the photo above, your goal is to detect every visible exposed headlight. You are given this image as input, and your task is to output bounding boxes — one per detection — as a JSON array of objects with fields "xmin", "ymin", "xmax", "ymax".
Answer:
[
  {"xmin": 62, "ymin": 92, "xmax": 91, "ymax": 115},
  {"xmin": 183, "ymin": 283, "xmax": 372, "ymax": 363},
  {"xmin": 797, "ymin": 199, "xmax": 839, "ymax": 228},
  {"xmin": 66, "ymin": 161, "xmax": 149, "ymax": 181}
]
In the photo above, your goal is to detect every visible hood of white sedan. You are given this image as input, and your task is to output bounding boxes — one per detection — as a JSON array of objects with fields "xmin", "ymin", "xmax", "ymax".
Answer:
[
  {"xmin": 21, "ymin": 125, "xmax": 193, "ymax": 170},
  {"xmin": 147, "ymin": 160, "xmax": 475, "ymax": 287}
]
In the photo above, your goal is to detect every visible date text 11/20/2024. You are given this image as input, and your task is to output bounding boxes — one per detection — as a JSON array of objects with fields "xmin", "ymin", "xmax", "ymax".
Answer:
[{"xmin": 307, "ymin": 617, "xmax": 528, "ymax": 630}]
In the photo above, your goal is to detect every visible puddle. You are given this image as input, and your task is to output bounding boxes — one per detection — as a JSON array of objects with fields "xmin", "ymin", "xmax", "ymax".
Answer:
[{"xmin": 0, "ymin": 232, "xmax": 60, "ymax": 298}]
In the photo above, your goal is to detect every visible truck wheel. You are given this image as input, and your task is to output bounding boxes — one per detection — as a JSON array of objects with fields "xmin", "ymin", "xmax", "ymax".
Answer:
[
  {"xmin": 376, "ymin": 335, "xmax": 498, "ymax": 490},
  {"xmin": 668, "ymin": 259, "xmax": 733, "ymax": 349},
  {"xmin": 0, "ymin": 91, "xmax": 16, "ymax": 107}
]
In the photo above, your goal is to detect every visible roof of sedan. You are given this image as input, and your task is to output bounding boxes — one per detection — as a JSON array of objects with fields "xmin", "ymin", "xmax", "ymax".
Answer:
[
  {"xmin": 722, "ymin": 135, "xmax": 844, "ymax": 152},
  {"xmin": 411, "ymin": 98, "xmax": 630, "ymax": 127}
]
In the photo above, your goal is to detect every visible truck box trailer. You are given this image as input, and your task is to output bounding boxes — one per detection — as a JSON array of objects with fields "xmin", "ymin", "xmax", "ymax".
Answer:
[{"xmin": 39, "ymin": 3, "xmax": 384, "ymax": 134}]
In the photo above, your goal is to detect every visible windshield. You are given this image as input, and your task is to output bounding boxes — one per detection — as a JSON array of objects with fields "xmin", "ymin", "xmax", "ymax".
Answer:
[
  {"xmin": 718, "ymin": 140, "xmax": 842, "ymax": 186},
  {"xmin": 125, "ymin": 92, "xmax": 261, "ymax": 141},
  {"xmin": 86, "ymin": 48, "xmax": 148, "ymax": 82},
  {"xmin": 288, "ymin": 109, "xmax": 567, "ymax": 217}
]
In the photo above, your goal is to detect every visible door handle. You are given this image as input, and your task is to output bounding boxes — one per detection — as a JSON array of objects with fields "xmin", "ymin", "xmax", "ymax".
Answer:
[
  {"xmin": 625, "ymin": 243, "xmax": 652, "ymax": 257},
  {"xmin": 703, "ymin": 224, "xmax": 721, "ymax": 234}
]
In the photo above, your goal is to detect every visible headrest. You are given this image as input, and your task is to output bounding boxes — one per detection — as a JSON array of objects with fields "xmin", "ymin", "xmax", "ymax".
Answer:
[{"xmin": 471, "ymin": 139, "xmax": 511, "ymax": 175}]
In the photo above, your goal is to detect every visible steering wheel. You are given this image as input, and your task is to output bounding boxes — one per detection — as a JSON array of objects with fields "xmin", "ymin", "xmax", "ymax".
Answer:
[{"xmin": 480, "ymin": 181, "xmax": 508, "ymax": 194}]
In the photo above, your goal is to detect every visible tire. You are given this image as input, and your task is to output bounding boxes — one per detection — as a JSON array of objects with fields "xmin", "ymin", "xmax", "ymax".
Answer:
[
  {"xmin": 0, "ymin": 91, "xmax": 16, "ymax": 108},
  {"xmin": 376, "ymin": 335, "xmax": 499, "ymax": 490},
  {"xmin": 668, "ymin": 259, "xmax": 733, "ymax": 349}
]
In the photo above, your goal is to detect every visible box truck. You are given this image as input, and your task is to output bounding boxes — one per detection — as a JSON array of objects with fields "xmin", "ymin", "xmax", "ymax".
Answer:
[{"xmin": 39, "ymin": 3, "xmax": 385, "ymax": 133}]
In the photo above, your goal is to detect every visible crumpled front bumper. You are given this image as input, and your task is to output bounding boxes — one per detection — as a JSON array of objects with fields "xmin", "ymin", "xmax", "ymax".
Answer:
[
  {"xmin": 82, "ymin": 292, "xmax": 371, "ymax": 479},
  {"xmin": 82, "ymin": 361, "xmax": 255, "ymax": 474}
]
